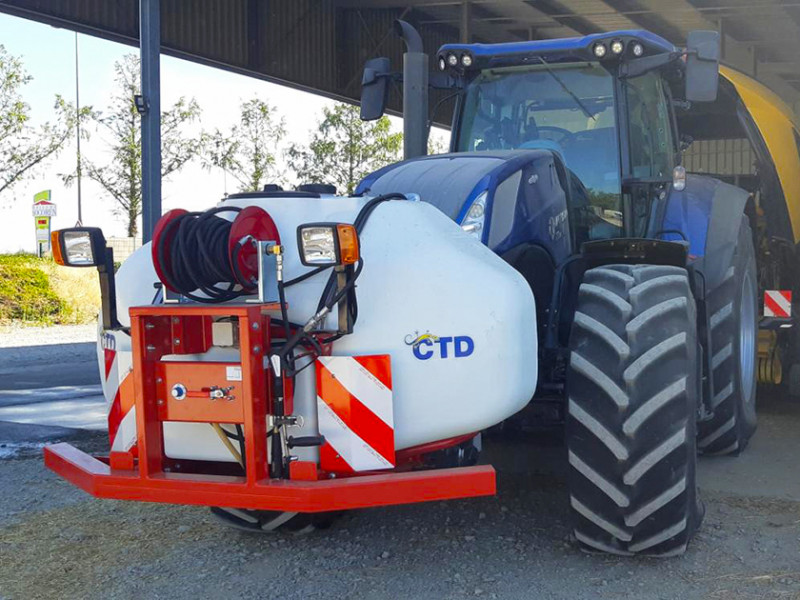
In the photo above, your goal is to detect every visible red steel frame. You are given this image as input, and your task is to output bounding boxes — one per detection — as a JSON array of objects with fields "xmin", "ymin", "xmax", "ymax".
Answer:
[{"xmin": 44, "ymin": 303, "xmax": 496, "ymax": 511}]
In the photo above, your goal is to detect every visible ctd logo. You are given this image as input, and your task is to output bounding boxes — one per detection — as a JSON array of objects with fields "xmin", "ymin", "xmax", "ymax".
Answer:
[{"xmin": 405, "ymin": 331, "xmax": 475, "ymax": 360}]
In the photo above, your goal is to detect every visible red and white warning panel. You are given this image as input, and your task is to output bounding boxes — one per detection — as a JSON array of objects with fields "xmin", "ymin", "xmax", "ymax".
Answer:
[
  {"xmin": 764, "ymin": 290, "xmax": 792, "ymax": 318},
  {"xmin": 315, "ymin": 355, "xmax": 395, "ymax": 473}
]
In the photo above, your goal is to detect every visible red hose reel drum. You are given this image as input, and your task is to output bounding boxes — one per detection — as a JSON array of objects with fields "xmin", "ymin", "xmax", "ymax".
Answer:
[
  {"xmin": 228, "ymin": 206, "xmax": 281, "ymax": 286},
  {"xmin": 151, "ymin": 206, "xmax": 281, "ymax": 293}
]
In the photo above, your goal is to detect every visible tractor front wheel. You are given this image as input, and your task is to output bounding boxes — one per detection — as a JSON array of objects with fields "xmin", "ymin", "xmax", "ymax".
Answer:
[
  {"xmin": 210, "ymin": 507, "xmax": 339, "ymax": 534},
  {"xmin": 566, "ymin": 264, "xmax": 703, "ymax": 556}
]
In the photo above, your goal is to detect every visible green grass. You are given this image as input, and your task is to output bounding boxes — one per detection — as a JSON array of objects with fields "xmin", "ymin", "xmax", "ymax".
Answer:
[{"xmin": 0, "ymin": 254, "xmax": 100, "ymax": 325}]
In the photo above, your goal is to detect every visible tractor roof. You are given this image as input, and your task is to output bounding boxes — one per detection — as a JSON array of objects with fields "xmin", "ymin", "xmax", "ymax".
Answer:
[{"xmin": 438, "ymin": 30, "xmax": 677, "ymax": 69}]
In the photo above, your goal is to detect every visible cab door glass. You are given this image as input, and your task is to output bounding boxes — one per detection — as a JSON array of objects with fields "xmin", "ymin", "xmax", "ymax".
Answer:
[{"xmin": 626, "ymin": 73, "xmax": 674, "ymax": 179}]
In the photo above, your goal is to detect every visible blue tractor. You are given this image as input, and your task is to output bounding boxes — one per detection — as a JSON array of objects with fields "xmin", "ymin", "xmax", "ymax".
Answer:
[{"xmin": 359, "ymin": 24, "xmax": 758, "ymax": 556}]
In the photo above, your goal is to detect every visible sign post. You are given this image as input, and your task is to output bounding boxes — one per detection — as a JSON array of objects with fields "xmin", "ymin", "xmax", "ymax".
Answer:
[{"xmin": 32, "ymin": 190, "xmax": 56, "ymax": 257}]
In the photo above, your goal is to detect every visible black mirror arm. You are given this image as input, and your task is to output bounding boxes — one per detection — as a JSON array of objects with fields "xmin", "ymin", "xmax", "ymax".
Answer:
[
  {"xmin": 98, "ymin": 247, "xmax": 121, "ymax": 330},
  {"xmin": 619, "ymin": 52, "xmax": 680, "ymax": 79},
  {"xmin": 429, "ymin": 72, "xmax": 464, "ymax": 90},
  {"xmin": 362, "ymin": 70, "xmax": 400, "ymax": 86}
]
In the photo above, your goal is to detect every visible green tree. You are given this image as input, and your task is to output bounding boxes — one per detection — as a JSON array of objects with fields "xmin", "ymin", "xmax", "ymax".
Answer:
[
  {"xmin": 203, "ymin": 98, "xmax": 286, "ymax": 193},
  {"xmin": 72, "ymin": 54, "xmax": 202, "ymax": 237},
  {"xmin": 0, "ymin": 45, "xmax": 80, "ymax": 196},
  {"xmin": 288, "ymin": 103, "xmax": 402, "ymax": 195}
]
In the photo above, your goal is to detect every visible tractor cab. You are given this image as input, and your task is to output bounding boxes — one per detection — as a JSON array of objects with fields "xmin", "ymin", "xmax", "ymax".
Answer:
[
  {"xmin": 359, "ymin": 29, "xmax": 722, "ymax": 349},
  {"xmin": 361, "ymin": 29, "xmax": 720, "ymax": 255}
]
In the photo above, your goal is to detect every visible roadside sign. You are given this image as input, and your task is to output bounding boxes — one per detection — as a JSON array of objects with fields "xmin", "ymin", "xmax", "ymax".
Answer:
[
  {"xmin": 35, "ymin": 217, "xmax": 50, "ymax": 242},
  {"xmin": 33, "ymin": 190, "xmax": 56, "ymax": 217},
  {"xmin": 33, "ymin": 190, "xmax": 54, "ymax": 256}
]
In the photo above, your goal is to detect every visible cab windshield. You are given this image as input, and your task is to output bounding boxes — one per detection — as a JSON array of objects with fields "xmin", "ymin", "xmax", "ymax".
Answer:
[{"xmin": 457, "ymin": 62, "xmax": 622, "ymax": 237}]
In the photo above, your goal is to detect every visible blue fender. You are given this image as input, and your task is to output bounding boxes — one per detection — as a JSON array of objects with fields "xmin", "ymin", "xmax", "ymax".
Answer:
[{"xmin": 656, "ymin": 174, "xmax": 751, "ymax": 291}]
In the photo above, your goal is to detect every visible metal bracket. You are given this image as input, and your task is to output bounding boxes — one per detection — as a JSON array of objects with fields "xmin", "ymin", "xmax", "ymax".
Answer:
[
  {"xmin": 247, "ymin": 240, "xmax": 279, "ymax": 304},
  {"xmin": 134, "ymin": 94, "xmax": 148, "ymax": 115}
]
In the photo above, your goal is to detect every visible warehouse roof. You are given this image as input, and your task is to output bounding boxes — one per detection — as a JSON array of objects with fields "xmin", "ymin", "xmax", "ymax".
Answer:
[{"xmin": 2, "ymin": 0, "xmax": 798, "ymax": 114}]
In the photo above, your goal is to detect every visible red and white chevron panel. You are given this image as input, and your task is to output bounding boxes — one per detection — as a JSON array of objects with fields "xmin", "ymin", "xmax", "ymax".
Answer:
[
  {"xmin": 315, "ymin": 355, "xmax": 395, "ymax": 473},
  {"xmin": 764, "ymin": 290, "xmax": 792, "ymax": 318}
]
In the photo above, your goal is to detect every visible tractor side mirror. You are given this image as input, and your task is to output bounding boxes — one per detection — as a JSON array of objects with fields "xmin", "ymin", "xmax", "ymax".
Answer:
[
  {"xmin": 360, "ymin": 57, "xmax": 391, "ymax": 121},
  {"xmin": 52, "ymin": 227, "xmax": 120, "ymax": 329},
  {"xmin": 685, "ymin": 30, "xmax": 720, "ymax": 102}
]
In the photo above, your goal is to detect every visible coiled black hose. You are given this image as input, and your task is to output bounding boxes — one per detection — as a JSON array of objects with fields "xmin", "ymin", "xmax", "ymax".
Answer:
[{"xmin": 155, "ymin": 207, "xmax": 253, "ymax": 303}]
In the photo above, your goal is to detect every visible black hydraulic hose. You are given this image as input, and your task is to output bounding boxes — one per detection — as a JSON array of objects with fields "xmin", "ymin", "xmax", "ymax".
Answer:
[
  {"xmin": 315, "ymin": 193, "xmax": 407, "ymax": 318},
  {"xmin": 284, "ymin": 265, "xmax": 331, "ymax": 287},
  {"xmin": 279, "ymin": 193, "xmax": 407, "ymax": 372}
]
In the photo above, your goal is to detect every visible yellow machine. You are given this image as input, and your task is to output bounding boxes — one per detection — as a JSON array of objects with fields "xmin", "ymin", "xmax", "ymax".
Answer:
[{"xmin": 685, "ymin": 67, "xmax": 799, "ymax": 389}]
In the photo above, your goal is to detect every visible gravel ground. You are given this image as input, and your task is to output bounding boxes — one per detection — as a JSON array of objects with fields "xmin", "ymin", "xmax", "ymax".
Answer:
[
  {"xmin": 0, "ymin": 323, "xmax": 96, "ymax": 347},
  {"xmin": 1, "ymin": 421, "xmax": 799, "ymax": 600},
  {"xmin": 0, "ymin": 325, "xmax": 798, "ymax": 600},
  {"xmin": 0, "ymin": 323, "xmax": 96, "ymax": 365},
  {"xmin": 0, "ymin": 324, "xmax": 99, "ymax": 392}
]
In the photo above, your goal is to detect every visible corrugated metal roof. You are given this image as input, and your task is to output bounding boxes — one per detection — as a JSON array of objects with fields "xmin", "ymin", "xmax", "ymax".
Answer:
[{"xmin": 1, "ymin": 0, "xmax": 798, "ymax": 112}]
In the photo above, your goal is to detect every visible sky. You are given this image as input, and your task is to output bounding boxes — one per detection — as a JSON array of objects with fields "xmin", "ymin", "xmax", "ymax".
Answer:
[{"xmin": 0, "ymin": 13, "xmax": 447, "ymax": 253}]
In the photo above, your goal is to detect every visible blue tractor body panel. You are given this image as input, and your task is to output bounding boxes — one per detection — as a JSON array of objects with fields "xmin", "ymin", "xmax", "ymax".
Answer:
[
  {"xmin": 357, "ymin": 151, "xmax": 571, "ymax": 264},
  {"xmin": 658, "ymin": 175, "xmax": 715, "ymax": 258},
  {"xmin": 359, "ymin": 152, "xmax": 731, "ymax": 277}
]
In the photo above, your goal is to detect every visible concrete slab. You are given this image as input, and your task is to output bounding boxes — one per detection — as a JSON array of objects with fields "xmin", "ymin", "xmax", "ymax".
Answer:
[
  {"xmin": 0, "ymin": 395, "xmax": 107, "ymax": 431},
  {"xmin": 698, "ymin": 392, "xmax": 800, "ymax": 501},
  {"xmin": 0, "ymin": 385, "xmax": 103, "ymax": 408}
]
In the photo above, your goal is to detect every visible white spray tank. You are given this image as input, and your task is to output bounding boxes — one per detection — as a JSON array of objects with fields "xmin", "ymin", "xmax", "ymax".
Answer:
[{"xmin": 108, "ymin": 195, "xmax": 538, "ymax": 461}]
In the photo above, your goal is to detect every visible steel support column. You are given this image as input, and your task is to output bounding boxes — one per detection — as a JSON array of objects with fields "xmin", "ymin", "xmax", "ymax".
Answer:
[
  {"xmin": 140, "ymin": 0, "xmax": 161, "ymax": 243},
  {"xmin": 460, "ymin": 1, "xmax": 471, "ymax": 44}
]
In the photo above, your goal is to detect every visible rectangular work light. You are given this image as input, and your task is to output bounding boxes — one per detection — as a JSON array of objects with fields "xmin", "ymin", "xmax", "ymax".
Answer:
[{"xmin": 297, "ymin": 223, "xmax": 360, "ymax": 267}]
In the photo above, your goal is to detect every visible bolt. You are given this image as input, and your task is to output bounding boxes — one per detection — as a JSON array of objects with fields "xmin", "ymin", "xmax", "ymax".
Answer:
[
  {"xmin": 172, "ymin": 317, "xmax": 180, "ymax": 324},
  {"xmin": 156, "ymin": 377, "xmax": 163, "ymax": 384},
  {"xmin": 252, "ymin": 322, "xmax": 260, "ymax": 330},
  {"xmin": 145, "ymin": 323, "xmax": 155, "ymax": 330},
  {"xmin": 157, "ymin": 399, "xmax": 164, "ymax": 406},
  {"xmin": 253, "ymin": 345, "xmax": 261, "ymax": 354},
  {"xmin": 146, "ymin": 344, "xmax": 156, "ymax": 352},
  {"xmin": 174, "ymin": 338, "xmax": 181, "ymax": 345}
]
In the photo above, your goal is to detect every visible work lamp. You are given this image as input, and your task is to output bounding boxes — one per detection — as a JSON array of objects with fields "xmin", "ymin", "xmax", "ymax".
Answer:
[
  {"xmin": 297, "ymin": 223, "xmax": 360, "ymax": 266},
  {"xmin": 592, "ymin": 42, "xmax": 607, "ymax": 58}
]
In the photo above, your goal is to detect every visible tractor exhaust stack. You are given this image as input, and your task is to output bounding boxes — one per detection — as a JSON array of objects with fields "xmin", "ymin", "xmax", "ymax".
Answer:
[{"xmin": 395, "ymin": 20, "xmax": 428, "ymax": 160}]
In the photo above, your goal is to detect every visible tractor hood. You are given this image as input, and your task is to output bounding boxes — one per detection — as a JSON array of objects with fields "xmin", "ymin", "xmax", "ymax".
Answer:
[{"xmin": 356, "ymin": 150, "xmax": 572, "ymax": 262}]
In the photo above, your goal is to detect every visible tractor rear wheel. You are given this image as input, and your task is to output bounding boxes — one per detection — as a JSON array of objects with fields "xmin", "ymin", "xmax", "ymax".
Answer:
[
  {"xmin": 210, "ymin": 507, "xmax": 338, "ymax": 534},
  {"xmin": 566, "ymin": 264, "xmax": 703, "ymax": 556},
  {"xmin": 697, "ymin": 217, "xmax": 758, "ymax": 455}
]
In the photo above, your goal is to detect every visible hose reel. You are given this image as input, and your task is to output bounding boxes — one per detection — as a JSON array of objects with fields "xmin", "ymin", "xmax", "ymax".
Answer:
[{"xmin": 151, "ymin": 206, "xmax": 280, "ymax": 303}]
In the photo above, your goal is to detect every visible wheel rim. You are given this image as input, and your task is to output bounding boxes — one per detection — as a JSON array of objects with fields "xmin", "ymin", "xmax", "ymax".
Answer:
[{"xmin": 740, "ymin": 269, "xmax": 756, "ymax": 401}]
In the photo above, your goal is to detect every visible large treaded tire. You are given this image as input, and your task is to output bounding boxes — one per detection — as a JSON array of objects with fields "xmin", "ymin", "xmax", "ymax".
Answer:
[
  {"xmin": 210, "ymin": 507, "xmax": 338, "ymax": 534},
  {"xmin": 697, "ymin": 217, "xmax": 758, "ymax": 456},
  {"xmin": 566, "ymin": 264, "xmax": 703, "ymax": 556}
]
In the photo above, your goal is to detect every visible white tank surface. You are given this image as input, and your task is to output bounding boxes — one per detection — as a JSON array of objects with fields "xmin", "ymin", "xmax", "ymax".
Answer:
[{"xmin": 109, "ymin": 195, "xmax": 538, "ymax": 457}]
